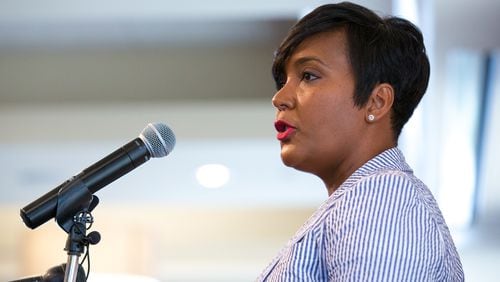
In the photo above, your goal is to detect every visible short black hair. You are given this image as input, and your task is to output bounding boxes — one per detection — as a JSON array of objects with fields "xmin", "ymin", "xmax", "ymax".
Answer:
[{"xmin": 272, "ymin": 1, "xmax": 430, "ymax": 140}]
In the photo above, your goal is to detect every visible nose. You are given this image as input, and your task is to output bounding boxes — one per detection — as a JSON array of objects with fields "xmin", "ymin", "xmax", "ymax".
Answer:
[{"xmin": 272, "ymin": 83, "xmax": 294, "ymax": 111}]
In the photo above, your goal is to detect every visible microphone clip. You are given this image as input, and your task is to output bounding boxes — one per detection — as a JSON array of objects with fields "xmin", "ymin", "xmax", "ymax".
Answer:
[{"xmin": 55, "ymin": 179, "xmax": 99, "ymax": 234}]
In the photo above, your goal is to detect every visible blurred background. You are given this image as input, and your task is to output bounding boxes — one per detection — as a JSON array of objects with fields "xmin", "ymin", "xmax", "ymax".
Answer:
[{"xmin": 0, "ymin": 0, "xmax": 499, "ymax": 281}]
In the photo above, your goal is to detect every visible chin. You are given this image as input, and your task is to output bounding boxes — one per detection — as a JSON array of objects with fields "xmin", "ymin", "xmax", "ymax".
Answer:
[
  {"xmin": 280, "ymin": 151, "xmax": 306, "ymax": 171},
  {"xmin": 280, "ymin": 143, "xmax": 310, "ymax": 169},
  {"xmin": 280, "ymin": 156, "xmax": 295, "ymax": 168},
  {"xmin": 280, "ymin": 149, "xmax": 318, "ymax": 176},
  {"xmin": 280, "ymin": 150, "xmax": 294, "ymax": 167}
]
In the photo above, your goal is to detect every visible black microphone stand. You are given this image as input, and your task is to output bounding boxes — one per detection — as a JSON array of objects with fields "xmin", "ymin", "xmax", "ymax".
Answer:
[
  {"xmin": 63, "ymin": 210, "xmax": 100, "ymax": 282},
  {"xmin": 11, "ymin": 180, "xmax": 101, "ymax": 282},
  {"xmin": 56, "ymin": 180, "xmax": 101, "ymax": 282}
]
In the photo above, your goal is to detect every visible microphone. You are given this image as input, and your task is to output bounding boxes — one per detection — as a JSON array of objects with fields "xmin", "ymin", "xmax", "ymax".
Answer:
[{"xmin": 20, "ymin": 122, "xmax": 176, "ymax": 230}]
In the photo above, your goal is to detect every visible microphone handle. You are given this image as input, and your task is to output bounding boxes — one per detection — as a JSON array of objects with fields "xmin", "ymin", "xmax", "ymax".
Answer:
[
  {"xmin": 83, "ymin": 137, "xmax": 150, "ymax": 194},
  {"xmin": 20, "ymin": 138, "xmax": 150, "ymax": 229}
]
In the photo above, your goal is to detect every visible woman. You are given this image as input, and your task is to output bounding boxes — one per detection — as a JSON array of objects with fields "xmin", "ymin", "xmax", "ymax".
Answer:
[{"xmin": 258, "ymin": 2, "xmax": 464, "ymax": 281}]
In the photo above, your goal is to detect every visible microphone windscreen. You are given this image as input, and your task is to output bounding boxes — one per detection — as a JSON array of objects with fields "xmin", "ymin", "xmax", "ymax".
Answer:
[{"xmin": 139, "ymin": 122, "xmax": 176, "ymax": 158}]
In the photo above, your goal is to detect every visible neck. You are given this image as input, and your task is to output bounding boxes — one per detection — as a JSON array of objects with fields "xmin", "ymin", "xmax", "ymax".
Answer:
[{"xmin": 323, "ymin": 137, "xmax": 396, "ymax": 195}]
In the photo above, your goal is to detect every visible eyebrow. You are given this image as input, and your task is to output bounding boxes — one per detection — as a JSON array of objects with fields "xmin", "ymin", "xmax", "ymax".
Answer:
[{"xmin": 292, "ymin": 56, "xmax": 330, "ymax": 69}]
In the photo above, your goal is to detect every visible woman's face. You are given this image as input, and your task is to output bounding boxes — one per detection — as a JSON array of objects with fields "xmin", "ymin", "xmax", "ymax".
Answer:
[{"xmin": 272, "ymin": 29, "xmax": 368, "ymax": 181}]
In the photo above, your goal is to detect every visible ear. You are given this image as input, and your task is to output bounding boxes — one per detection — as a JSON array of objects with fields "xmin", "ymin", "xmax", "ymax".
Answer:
[{"xmin": 365, "ymin": 83, "xmax": 394, "ymax": 123}]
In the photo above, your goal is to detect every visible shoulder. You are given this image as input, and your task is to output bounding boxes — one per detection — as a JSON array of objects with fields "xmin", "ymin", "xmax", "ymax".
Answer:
[
  {"xmin": 331, "ymin": 169, "xmax": 419, "ymax": 216},
  {"xmin": 322, "ymin": 169, "xmax": 438, "ymax": 240},
  {"xmin": 320, "ymin": 170, "xmax": 464, "ymax": 281}
]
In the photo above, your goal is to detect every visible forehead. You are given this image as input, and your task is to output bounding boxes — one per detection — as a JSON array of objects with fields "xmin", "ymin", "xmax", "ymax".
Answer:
[{"xmin": 285, "ymin": 29, "xmax": 349, "ymax": 70}]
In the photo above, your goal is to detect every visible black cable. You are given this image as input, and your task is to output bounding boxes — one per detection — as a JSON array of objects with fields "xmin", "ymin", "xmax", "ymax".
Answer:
[
  {"xmin": 79, "ymin": 245, "xmax": 91, "ymax": 282},
  {"xmin": 76, "ymin": 210, "xmax": 95, "ymax": 282}
]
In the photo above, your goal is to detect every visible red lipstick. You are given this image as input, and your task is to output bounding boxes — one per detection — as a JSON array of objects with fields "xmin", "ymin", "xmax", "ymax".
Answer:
[{"xmin": 274, "ymin": 120, "xmax": 296, "ymax": 141}]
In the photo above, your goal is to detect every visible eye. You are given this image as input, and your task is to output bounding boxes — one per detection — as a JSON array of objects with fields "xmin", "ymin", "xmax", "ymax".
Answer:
[{"xmin": 301, "ymin": 71, "xmax": 319, "ymax": 82}]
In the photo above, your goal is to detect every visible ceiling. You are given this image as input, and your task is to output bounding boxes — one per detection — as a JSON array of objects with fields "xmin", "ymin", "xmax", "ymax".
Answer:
[
  {"xmin": 0, "ymin": 0, "xmax": 393, "ymax": 103},
  {"xmin": 0, "ymin": 0, "xmax": 392, "ymax": 47},
  {"xmin": 1, "ymin": 0, "xmax": 499, "ymax": 104}
]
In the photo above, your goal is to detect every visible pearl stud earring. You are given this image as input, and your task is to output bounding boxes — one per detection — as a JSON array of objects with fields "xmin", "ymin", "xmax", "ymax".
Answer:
[{"xmin": 367, "ymin": 114, "xmax": 375, "ymax": 121}]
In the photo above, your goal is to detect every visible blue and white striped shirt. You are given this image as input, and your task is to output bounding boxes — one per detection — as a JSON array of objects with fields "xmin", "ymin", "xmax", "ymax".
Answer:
[{"xmin": 258, "ymin": 148, "xmax": 464, "ymax": 281}]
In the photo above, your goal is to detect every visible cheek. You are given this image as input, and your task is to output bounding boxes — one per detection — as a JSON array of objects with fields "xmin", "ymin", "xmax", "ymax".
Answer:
[
  {"xmin": 307, "ymin": 96, "xmax": 361, "ymax": 138},
  {"xmin": 304, "ymin": 95, "xmax": 345, "ymax": 125}
]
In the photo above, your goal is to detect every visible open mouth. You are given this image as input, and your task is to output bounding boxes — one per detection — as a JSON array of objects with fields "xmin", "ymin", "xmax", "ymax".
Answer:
[{"xmin": 274, "ymin": 120, "xmax": 296, "ymax": 141}]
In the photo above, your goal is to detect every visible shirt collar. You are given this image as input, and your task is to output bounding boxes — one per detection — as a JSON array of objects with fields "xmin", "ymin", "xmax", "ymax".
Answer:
[{"xmin": 335, "ymin": 147, "xmax": 413, "ymax": 192}]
